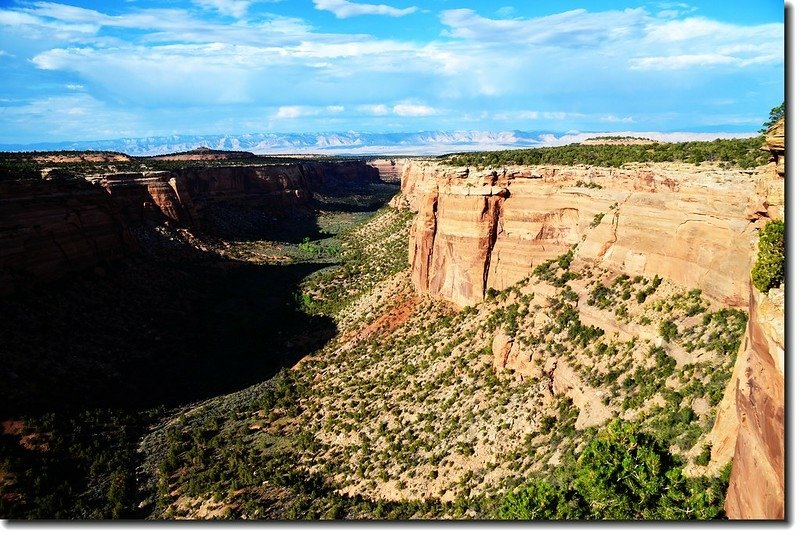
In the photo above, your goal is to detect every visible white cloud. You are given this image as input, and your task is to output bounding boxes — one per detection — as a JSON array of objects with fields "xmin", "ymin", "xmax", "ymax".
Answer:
[
  {"xmin": 631, "ymin": 53, "xmax": 742, "ymax": 70},
  {"xmin": 313, "ymin": 0, "xmax": 417, "ymax": 19},
  {"xmin": 193, "ymin": 0, "xmax": 252, "ymax": 19},
  {"xmin": 275, "ymin": 105, "xmax": 307, "ymax": 118},
  {"xmin": 392, "ymin": 103, "xmax": 436, "ymax": 116},
  {"xmin": 440, "ymin": 8, "xmax": 649, "ymax": 47},
  {"xmin": 655, "ymin": 2, "xmax": 697, "ymax": 18},
  {"xmin": 493, "ymin": 110, "xmax": 592, "ymax": 122},
  {"xmin": 0, "ymin": 93, "xmax": 144, "ymax": 142},
  {"xmin": 274, "ymin": 105, "xmax": 346, "ymax": 119},
  {"xmin": 495, "ymin": 6, "xmax": 515, "ymax": 18},
  {"xmin": 358, "ymin": 104, "xmax": 389, "ymax": 115},
  {"xmin": 599, "ymin": 114, "xmax": 634, "ymax": 123},
  {"xmin": 0, "ymin": 2, "xmax": 783, "ymax": 139},
  {"xmin": 65, "ymin": 83, "xmax": 84, "ymax": 90}
]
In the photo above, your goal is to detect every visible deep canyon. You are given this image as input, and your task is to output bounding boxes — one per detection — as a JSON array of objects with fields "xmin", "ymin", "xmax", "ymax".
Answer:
[{"xmin": 0, "ymin": 126, "xmax": 784, "ymax": 519}]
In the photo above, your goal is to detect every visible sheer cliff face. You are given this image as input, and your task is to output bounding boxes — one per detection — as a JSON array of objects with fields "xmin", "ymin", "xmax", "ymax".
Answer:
[
  {"xmin": 98, "ymin": 161, "xmax": 381, "ymax": 229},
  {"xmin": 405, "ymin": 151, "xmax": 785, "ymax": 519},
  {"xmin": 713, "ymin": 119, "xmax": 784, "ymax": 519},
  {"xmin": 405, "ymin": 161, "xmax": 764, "ymax": 308},
  {"xmin": 0, "ymin": 180, "xmax": 136, "ymax": 294}
]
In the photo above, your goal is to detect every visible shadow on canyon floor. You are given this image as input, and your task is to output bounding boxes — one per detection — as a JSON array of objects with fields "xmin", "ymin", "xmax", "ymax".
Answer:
[
  {"xmin": 0, "ymin": 245, "xmax": 336, "ymax": 419},
  {"xmin": 0, "ymin": 182, "xmax": 401, "ymax": 419},
  {"xmin": 196, "ymin": 183, "xmax": 398, "ymax": 244}
]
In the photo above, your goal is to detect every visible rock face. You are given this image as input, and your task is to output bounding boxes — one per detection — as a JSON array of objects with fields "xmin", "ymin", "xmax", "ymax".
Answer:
[
  {"xmin": 0, "ymin": 179, "xmax": 136, "ymax": 294},
  {"xmin": 405, "ymin": 160, "xmax": 763, "ymax": 308},
  {"xmin": 710, "ymin": 121, "xmax": 785, "ymax": 519},
  {"xmin": 758, "ymin": 118, "xmax": 785, "ymax": 220},
  {"xmin": 1, "ymin": 160, "xmax": 381, "ymax": 295},
  {"xmin": 718, "ymin": 285, "xmax": 785, "ymax": 519},
  {"xmin": 368, "ymin": 158, "xmax": 404, "ymax": 183}
]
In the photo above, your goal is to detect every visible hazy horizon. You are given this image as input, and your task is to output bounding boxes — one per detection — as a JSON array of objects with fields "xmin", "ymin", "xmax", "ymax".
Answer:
[{"xmin": 0, "ymin": 127, "xmax": 763, "ymax": 157}]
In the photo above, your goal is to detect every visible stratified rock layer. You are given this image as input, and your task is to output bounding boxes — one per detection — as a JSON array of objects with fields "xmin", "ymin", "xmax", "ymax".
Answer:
[
  {"xmin": 405, "ymin": 161, "xmax": 763, "ymax": 308},
  {"xmin": 0, "ymin": 180, "xmax": 136, "ymax": 293},
  {"xmin": 713, "ymin": 119, "xmax": 785, "ymax": 519},
  {"xmin": 405, "ymin": 150, "xmax": 785, "ymax": 518}
]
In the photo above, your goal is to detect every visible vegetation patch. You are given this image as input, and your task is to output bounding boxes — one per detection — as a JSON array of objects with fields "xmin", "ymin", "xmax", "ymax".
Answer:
[
  {"xmin": 443, "ymin": 137, "xmax": 768, "ymax": 169},
  {"xmin": 751, "ymin": 219, "xmax": 785, "ymax": 293}
]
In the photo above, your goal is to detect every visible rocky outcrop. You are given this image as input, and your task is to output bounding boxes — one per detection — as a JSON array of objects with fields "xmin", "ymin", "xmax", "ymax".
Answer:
[
  {"xmin": 405, "ymin": 160, "xmax": 763, "ymax": 308},
  {"xmin": 368, "ymin": 158, "xmax": 404, "ymax": 183},
  {"xmin": 762, "ymin": 118, "xmax": 784, "ymax": 178},
  {"xmin": 758, "ymin": 118, "xmax": 785, "ymax": 220},
  {"xmin": 410, "ymin": 186, "xmax": 507, "ymax": 307},
  {"xmin": 95, "ymin": 172, "xmax": 199, "ymax": 227},
  {"xmin": 0, "ymin": 180, "xmax": 136, "ymax": 295}
]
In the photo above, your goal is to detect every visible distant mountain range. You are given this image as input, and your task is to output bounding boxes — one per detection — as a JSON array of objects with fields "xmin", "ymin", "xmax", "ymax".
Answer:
[{"xmin": 0, "ymin": 130, "xmax": 756, "ymax": 156}]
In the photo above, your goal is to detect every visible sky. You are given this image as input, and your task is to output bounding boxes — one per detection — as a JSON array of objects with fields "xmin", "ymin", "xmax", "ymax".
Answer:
[{"xmin": 0, "ymin": 0, "xmax": 786, "ymax": 144}]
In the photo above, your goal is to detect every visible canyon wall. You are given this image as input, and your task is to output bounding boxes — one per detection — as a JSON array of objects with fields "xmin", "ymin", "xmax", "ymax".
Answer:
[
  {"xmin": 367, "ymin": 159, "xmax": 404, "ymax": 183},
  {"xmin": 0, "ymin": 160, "xmax": 381, "ymax": 295},
  {"xmin": 709, "ymin": 118, "xmax": 785, "ymax": 519},
  {"xmin": 405, "ymin": 160, "xmax": 763, "ymax": 308},
  {"xmin": 0, "ymin": 179, "xmax": 136, "ymax": 294},
  {"xmin": 96, "ymin": 160, "xmax": 381, "ymax": 229}
]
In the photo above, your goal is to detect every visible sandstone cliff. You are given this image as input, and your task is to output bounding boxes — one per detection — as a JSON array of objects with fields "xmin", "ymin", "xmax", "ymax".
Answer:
[
  {"xmin": 709, "ymin": 119, "xmax": 785, "ymax": 519},
  {"xmin": 0, "ymin": 179, "xmax": 136, "ymax": 295},
  {"xmin": 96, "ymin": 160, "xmax": 381, "ymax": 229},
  {"xmin": 405, "ymin": 160, "xmax": 763, "ymax": 308}
]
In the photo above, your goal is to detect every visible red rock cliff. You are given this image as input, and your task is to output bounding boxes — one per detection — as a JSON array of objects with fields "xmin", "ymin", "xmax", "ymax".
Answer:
[
  {"xmin": 0, "ymin": 179, "xmax": 136, "ymax": 294},
  {"xmin": 97, "ymin": 160, "xmax": 380, "ymax": 229},
  {"xmin": 1, "ymin": 160, "xmax": 381, "ymax": 295},
  {"xmin": 708, "ymin": 118, "xmax": 785, "ymax": 519},
  {"xmin": 403, "ymin": 125, "xmax": 785, "ymax": 518}
]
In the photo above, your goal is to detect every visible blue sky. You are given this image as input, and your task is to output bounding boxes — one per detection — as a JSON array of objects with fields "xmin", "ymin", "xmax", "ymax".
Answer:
[{"xmin": 0, "ymin": 0, "xmax": 785, "ymax": 143}]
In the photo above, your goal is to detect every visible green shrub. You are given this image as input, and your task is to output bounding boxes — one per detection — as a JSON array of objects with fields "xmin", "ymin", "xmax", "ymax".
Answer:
[
  {"xmin": 659, "ymin": 320, "xmax": 679, "ymax": 342},
  {"xmin": 751, "ymin": 220, "xmax": 784, "ymax": 292},
  {"xmin": 498, "ymin": 479, "xmax": 579, "ymax": 520},
  {"xmin": 695, "ymin": 443, "xmax": 712, "ymax": 466},
  {"xmin": 498, "ymin": 420, "xmax": 728, "ymax": 520}
]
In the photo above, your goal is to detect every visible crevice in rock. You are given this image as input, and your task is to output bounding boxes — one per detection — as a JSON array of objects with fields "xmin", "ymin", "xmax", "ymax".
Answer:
[
  {"xmin": 425, "ymin": 192, "xmax": 438, "ymax": 289},
  {"xmin": 482, "ymin": 194, "xmax": 504, "ymax": 298}
]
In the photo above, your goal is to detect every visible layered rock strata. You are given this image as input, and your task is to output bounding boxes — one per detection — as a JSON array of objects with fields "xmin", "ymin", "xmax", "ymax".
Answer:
[
  {"xmin": 0, "ymin": 179, "xmax": 136, "ymax": 294},
  {"xmin": 95, "ymin": 161, "xmax": 381, "ymax": 229},
  {"xmin": 405, "ymin": 160, "xmax": 764, "ymax": 308},
  {"xmin": 405, "ymin": 144, "xmax": 785, "ymax": 518}
]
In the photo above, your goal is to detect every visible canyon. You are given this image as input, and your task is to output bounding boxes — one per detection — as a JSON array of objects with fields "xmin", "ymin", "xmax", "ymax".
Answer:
[{"xmin": 0, "ymin": 126, "xmax": 785, "ymax": 519}]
